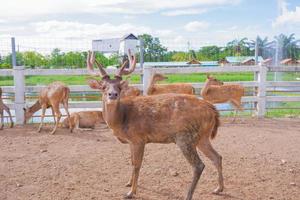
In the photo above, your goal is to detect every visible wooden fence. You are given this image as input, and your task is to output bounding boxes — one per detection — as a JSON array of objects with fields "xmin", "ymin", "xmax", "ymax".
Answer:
[{"xmin": 1, "ymin": 65, "xmax": 300, "ymax": 124}]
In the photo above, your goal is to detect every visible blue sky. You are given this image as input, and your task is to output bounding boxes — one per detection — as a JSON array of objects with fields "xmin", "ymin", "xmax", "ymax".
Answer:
[{"xmin": 0, "ymin": 0, "xmax": 299, "ymax": 50}]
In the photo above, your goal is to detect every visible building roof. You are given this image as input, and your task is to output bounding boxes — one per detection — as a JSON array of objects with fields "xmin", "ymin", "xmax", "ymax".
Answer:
[
  {"xmin": 225, "ymin": 56, "xmax": 264, "ymax": 63},
  {"xmin": 280, "ymin": 58, "xmax": 294, "ymax": 64},
  {"xmin": 121, "ymin": 33, "xmax": 138, "ymax": 41},
  {"xmin": 187, "ymin": 59, "xmax": 201, "ymax": 64}
]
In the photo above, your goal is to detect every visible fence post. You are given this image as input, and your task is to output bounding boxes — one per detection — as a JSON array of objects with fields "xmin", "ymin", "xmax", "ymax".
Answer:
[
  {"xmin": 142, "ymin": 66, "xmax": 153, "ymax": 95},
  {"xmin": 139, "ymin": 39, "xmax": 144, "ymax": 84},
  {"xmin": 12, "ymin": 37, "xmax": 25, "ymax": 124},
  {"xmin": 256, "ymin": 65, "xmax": 267, "ymax": 117}
]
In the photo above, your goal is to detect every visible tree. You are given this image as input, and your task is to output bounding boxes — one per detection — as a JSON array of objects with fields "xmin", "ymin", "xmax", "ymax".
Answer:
[
  {"xmin": 23, "ymin": 51, "xmax": 46, "ymax": 68},
  {"xmin": 226, "ymin": 37, "xmax": 251, "ymax": 56},
  {"xmin": 138, "ymin": 34, "xmax": 168, "ymax": 62},
  {"xmin": 274, "ymin": 33, "xmax": 300, "ymax": 60},
  {"xmin": 249, "ymin": 36, "xmax": 273, "ymax": 59},
  {"xmin": 197, "ymin": 46, "xmax": 221, "ymax": 61}
]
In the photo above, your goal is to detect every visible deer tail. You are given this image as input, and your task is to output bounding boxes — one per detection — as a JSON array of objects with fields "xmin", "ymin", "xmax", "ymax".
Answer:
[{"xmin": 210, "ymin": 106, "xmax": 220, "ymax": 140}]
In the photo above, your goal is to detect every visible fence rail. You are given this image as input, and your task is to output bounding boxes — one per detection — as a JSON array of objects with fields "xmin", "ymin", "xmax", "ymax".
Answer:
[{"xmin": 1, "ymin": 65, "xmax": 300, "ymax": 124}]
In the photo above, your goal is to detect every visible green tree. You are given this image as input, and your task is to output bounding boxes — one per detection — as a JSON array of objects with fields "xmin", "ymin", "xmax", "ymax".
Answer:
[
  {"xmin": 197, "ymin": 46, "xmax": 221, "ymax": 61},
  {"xmin": 23, "ymin": 51, "xmax": 46, "ymax": 68},
  {"xmin": 138, "ymin": 34, "xmax": 168, "ymax": 62},
  {"xmin": 274, "ymin": 33, "xmax": 300, "ymax": 60},
  {"xmin": 226, "ymin": 38, "xmax": 251, "ymax": 56}
]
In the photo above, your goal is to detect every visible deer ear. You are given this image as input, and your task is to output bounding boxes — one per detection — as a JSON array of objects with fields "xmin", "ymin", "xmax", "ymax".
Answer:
[
  {"xmin": 87, "ymin": 79, "xmax": 106, "ymax": 91},
  {"xmin": 120, "ymin": 80, "xmax": 129, "ymax": 90}
]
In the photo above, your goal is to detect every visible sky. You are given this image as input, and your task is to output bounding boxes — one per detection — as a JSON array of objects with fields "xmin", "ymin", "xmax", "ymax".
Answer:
[{"xmin": 0, "ymin": 0, "xmax": 300, "ymax": 51}]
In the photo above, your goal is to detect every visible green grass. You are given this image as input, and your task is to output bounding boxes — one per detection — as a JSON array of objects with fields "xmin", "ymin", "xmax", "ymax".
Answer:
[
  {"xmin": 266, "ymin": 101, "xmax": 300, "ymax": 118},
  {"xmin": 0, "ymin": 72, "xmax": 254, "ymax": 86}
]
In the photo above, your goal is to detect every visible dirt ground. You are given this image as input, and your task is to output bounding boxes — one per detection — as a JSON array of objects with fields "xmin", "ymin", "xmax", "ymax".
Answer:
[{"xmin": 0, "ymin": 118, "xmax": 299, "ymax": 200}]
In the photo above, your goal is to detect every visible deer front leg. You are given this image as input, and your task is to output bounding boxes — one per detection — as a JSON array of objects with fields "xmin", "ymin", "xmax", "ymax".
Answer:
[
  {"xmin": 37, "ymin": 106, "xmax": 47, "ymax": 133},
  {"xmin": 0, "ymin": 110, "xmax": 3, "ymax": 130},
  {"xmin": 50, "ymin": 104, "xmax": 61, "ymax": 135},
  {"xmin": 62, "ymin": 101, "xmax": 72, "ymax": 133},
  {"xmin": 3, "ymin": 105, "xmax": 14, "ymax": 128},
  {"xmin": 125, "ymin": 143, "xmax": 145, "ymax": 199}
]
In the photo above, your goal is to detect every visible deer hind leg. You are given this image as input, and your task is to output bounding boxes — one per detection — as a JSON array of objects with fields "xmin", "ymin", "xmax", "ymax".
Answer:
[
  {"xmin": 37, "ymin": 106, "xmax": 47, "ymax": 133},
  {"xmin": 0, "ymin": 109, "xmax": 3, "ymax": 130},
  {"xmin": 3, "ymin": 104, "xmax": 13, "ymax": 128},
  {"xmin": 125, "ymin": 143, "xmax": 145, "ymax": 199},
  {"xmin": 50, "ymin": 104, "xmax": 61, "ymax": 135},
  {"xmin": 50, "ymin": 106, "xmax": 56, "ymax": 124},
  {"xmin": 230, "ymin": 99, "xmax": 243, "ymax": 123},
  {"xmin": 197, "ymin": 138, "xmax": 224, "ymax": 194},
  {"xmin": 62, "ymin": 101, "xmax": 72, "ymax": 133},
  {"xmin": 176, "ymin": 135, "xmax": 205, "ymax": 200}
]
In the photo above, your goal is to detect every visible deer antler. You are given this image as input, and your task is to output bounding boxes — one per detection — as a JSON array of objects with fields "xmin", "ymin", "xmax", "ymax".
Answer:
[
  {"xmin": 86, "ymin": 51, "xmax": 109, "ymax": 80},
  {"xmin": 115, "ymin": 49, "xmax": 136, "ymax": 78}
]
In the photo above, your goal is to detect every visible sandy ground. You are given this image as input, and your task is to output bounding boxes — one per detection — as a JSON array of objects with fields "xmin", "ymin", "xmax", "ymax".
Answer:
[{"xmin": 0, "ymin": 118, "xmax": 299, "ymax": 200}]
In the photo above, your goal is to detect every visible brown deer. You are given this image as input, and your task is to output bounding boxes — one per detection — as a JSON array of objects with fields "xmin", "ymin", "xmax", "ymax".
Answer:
[
  {"xmin": 201, "ymin": 75, "xmax": 244, "ymax": 122},
  {"xmin": 147, "ymin": 73, "xmax": 195, "ymax": 95},
  {"xmin": 87, "ymin": 50, "xmax": 224, "ymax": 200},
  {"xmin": 23, "ymin": 81, "xmax": 72, "ymax": 134},
  {"xmin": 0, "ymin": 87, "xmax": 14, "ymax": 129},
  {"xmin": 62, "ymin": 111, "xmax": 104, "ymax": 132}
]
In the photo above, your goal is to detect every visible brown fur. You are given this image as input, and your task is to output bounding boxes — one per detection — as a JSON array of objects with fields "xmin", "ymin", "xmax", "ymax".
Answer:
[
  {"xmin": 62, "ymin": 111, "xmax": 104, "ymax": 131},
  {"xmin": 201, "ymin": 75, "xmax": 244, "ymax": 121},
  {"xmin": 147, "ymin": 73, "xmax": 195, "ymax": 95},
  {"xmin": 120, "ymin": 86, "xmax": 141, "ymax": 98},
  {"xmin": 0, "ymin": 87, "xmax": 14, "ymax": 129},
  {"xmin": 24, "ymin": 81, "xmax": 72, "ymax": 134},
  {"xmin": 87, "ymin": 51, "xmax": 224, "ymax": 199}
]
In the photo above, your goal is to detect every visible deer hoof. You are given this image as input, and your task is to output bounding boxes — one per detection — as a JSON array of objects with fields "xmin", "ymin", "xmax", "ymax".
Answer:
[
  {"xmin": 212, "ymin": 187, "xmax": 223, "ymax": 195},
  {"xmin": 124, "ymin": 191, "xmax": 134, "ymax": 199},
  {"xmin": 125, "ymin": 182, "xmax": 132, "ymax": 187}
]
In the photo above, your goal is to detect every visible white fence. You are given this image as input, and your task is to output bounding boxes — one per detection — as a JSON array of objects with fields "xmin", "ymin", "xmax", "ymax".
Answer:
[{"xmin": 1, "ymin": 65, "xmax": 300, "ymax": 124}]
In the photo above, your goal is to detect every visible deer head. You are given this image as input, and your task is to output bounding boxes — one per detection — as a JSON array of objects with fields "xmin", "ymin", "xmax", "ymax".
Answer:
[
  {"xmin": 23, "ymin": 107, "xmax": 33, "ymax": 124},
  {"xmin": 87, "ymin": 50, "xmax": 136, "ymax": 103},
  {"xmin": 206, "ymin": 75, "xmax": 224, "ymax": 86}
]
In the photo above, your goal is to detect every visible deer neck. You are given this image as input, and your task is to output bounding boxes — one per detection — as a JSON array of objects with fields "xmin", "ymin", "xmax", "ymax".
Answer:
[
  {"xmin": 102, "ymin": 99, "xmax": 124, "ymax": 130},
  {"xmin": 201, "ymin": 81, "xmax": 211, "ymax": 96},
  {"xmin": 29, "ymin": 100, "xmax": 42, "ymax": 114}
]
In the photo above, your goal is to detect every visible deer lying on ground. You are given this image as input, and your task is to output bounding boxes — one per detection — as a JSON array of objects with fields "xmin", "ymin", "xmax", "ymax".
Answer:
[
  {"xmin": 23, "ymin": 81, "xmax": 72, "ymax": 134},
  {"xmin": 87, "ymin": 50, "xmax": 224, "ymax": 200},
  {"xmin": 201, "ymin": 75, "xmax": 244, "ymax": 122},
  {"xmin": 0, "ymin": 87, "xmax": 14, "ymax": 130},
  {"xmin": 147, "ymin": 73, "xmax": 195, "ymax": 95},
  {"xmin": 62, "ymin": 111, "xmax": 104, "ymax": 132}
]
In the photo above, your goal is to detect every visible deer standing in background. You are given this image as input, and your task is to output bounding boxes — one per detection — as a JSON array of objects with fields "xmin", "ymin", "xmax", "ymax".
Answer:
[
  {"xmin": 201, "ymin": 75, "xmax": 244, "ymax": 122},
  {"xmin": 62, "ymin": 111, "xmax": 104, "ymax": 132},
  {"xmin": 87, "ymin": 50, "xmax": 224, "ymax": 200},
  {"xmin": 23, "ymin": 81, "xmax": 72, "ymax": 134},
  {"xmin": 147, "ymin": 73, "xmax": 195, "ymax": 95},
  {"xmin": 0, "ymin": 87, "xmax": 14, "ymax": 129}
]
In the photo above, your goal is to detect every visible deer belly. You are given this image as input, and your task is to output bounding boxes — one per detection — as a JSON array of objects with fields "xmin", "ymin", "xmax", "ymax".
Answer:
[{"xmin": 79, "ymin": 118, "xmax": 96, "ymax": 128}]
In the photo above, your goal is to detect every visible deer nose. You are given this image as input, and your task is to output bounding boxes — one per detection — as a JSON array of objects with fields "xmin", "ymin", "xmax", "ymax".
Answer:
[{"xmin": 108, "ymin": 92, "xmax": 118, "ymax": 100}]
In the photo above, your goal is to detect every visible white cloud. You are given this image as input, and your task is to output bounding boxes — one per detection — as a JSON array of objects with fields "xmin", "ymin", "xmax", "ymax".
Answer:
[
  {"xmin": 161, "ymin": 8, "xmax": 207, "ymax": 16},
  {"xmin": 31, "ymin": 20, "xmax": 151, "ymax": 39},
  {"xmin": 184, "ymin": 21, "xmax": 210, "ymax": 32},
  {"xmin": 0, "ymin": 0, "xmax": 240, "ymax": 19},
  {"xmin": 272, "ymin": 2, "xmax": 300, "ymax": 27}
]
